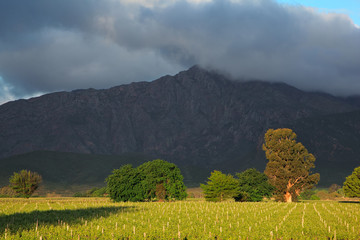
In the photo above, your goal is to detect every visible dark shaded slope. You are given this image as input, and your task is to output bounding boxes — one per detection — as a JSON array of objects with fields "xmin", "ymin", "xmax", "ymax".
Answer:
[
  {"xmin": 0, "ymin": 151, "xmax": 208, "ymax": 190},
  {"xmin": 0, "ymin": 151, "xmax": 152, "ymax": 192},
  {"xmin": 291, "ymin": 110, "xmax": 360, "ymax": 186}
]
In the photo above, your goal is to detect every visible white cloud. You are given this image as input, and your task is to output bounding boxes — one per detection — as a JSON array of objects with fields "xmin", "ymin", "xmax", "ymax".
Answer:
[{"xmin": 0, "ymin": 77, "xmax": 16, "ymax": 105}]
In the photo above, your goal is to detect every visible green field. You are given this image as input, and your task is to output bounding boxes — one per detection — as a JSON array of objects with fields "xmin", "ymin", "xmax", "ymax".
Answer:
[{"xmin": 0, "ymin": 198, "xmax": 359, "ymax": 239}]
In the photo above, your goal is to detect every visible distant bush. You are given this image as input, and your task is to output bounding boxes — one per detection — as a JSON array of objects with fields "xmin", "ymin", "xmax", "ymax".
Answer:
[
  {"xmin": 187, "ymin": 192, "xmax": 195, "ymax": 198},
  {"xmin": 300, "ymin": 188, "xmax": 343, "ymax": 201},
  {"xmin": 328, "ymin": 184, "xmax": 341, "ymax": 193},
  {"xmin": 186, "ymin": 188, "xmax": 204, "ymax": 198},
  {"xmin": 235, "ymin": 168, "xmax": 274, "ymax": 202},
  {"xmin": 310, "ymin": 195, "xmax": 320, "ymax": 200},
  {"xmin": 89, "ymin": 187, "xmax": 108, "ymax": 197},
  {"xmin": 73, "ymin": 192, "xmax": 88, "ymax": 197},
  {"xmin": 73, "ymin": 187, "xmax": 108, "ymax": 197},
  {"xmin": 45, "ymin": 192, "xmax": 62, "ymax": 198},
  {"xmin": 299, "ymin": 189, "xmax": 316, "ymax": 200},
  {"xmin": 316, "ymin": 190, "xmax": 341, "ymax": 200}
]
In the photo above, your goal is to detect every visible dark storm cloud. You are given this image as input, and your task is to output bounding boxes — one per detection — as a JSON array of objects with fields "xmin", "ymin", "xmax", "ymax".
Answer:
[
  {"xmin": 0, "ymin": 0, "xmax": 183, "ymax": 102},
  {"xmin": 0, "ymin": 0, "xmax": 97, "ymax": 40},
  {"xmin": 107, "ymin": 0, "xmax": 360, "ymax": 95},
  {"xmin": 0, "ymin": 0, "xmax": 359, "ymax": 104}
]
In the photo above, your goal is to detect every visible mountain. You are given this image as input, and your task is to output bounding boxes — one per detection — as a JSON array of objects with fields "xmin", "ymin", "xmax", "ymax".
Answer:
[{"xmin": 0, "ymin": 66, "xmax": 359, "ymax": 188}]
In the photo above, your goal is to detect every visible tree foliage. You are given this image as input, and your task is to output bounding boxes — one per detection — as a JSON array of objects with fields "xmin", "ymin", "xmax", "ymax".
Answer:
[
  {"xmin": 343, "ymin": 166, "xmax": 360, "ymax": 198},
  {"xmin": 263, "ymin": 128, "xmax": 320, "ymax": 202},
  {"xmin": 9, "ymin": 170, "xmax": 42, "ymax": 198},
  {"xmin": 235, "ymin": 168, "xmax": 274, "ymax": 202},
  {"xmin": 200, "ymin": 170, "xmax": 239, "ymax": 202},
  {"xmin": 106, "ymin": 164, "xmax": 145, "ymax": 202},
  {"xmin": 137, "ymin": 159, "xmax": 187, "ymax": 200},
  {"xmin": 106, "ymin": 159, "xmax": 187, "ymax": 202}
]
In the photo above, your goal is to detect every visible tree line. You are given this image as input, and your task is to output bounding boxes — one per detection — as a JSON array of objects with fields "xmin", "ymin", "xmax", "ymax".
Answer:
[
  {"xmin": 200, "ymin": 128, "xmax": 358, "ymax": 202},
  {"xmin": 200, "ymin": 169, "xmax": 274, "ymax": 202},
  {"xmin": 3, "ymin": 128, "xmax": 360, "ymax": 201}
]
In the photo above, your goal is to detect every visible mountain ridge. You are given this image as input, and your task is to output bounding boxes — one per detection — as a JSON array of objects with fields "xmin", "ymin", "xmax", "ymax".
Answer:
[{"xmin": 1, "ymin": 66, "xmax": 359, "ymax": 187}]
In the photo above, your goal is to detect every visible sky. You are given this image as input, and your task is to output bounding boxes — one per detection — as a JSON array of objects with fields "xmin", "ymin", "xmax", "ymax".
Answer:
[
  {"xmin": 0, "ymin": 0, "xmax": 360, "ymax": 104},
  {"xmin": 276, "ymin": 0, "xmax": 360, "ymax": 26}
]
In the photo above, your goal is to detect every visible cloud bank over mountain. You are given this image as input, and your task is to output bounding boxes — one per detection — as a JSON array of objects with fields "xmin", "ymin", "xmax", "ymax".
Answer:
[{"xmin": 0, "ymin": 0, "xmax": 359, "ymax": 103}]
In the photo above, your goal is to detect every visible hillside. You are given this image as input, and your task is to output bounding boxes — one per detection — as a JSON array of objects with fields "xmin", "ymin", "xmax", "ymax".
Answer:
[
  {"xmin": 0, "ymin": 151, "xmax": 153, "ymax": 194},
  {"xmin": 0, "ymin": 66, "xmax": 359, "ymax": 188}
]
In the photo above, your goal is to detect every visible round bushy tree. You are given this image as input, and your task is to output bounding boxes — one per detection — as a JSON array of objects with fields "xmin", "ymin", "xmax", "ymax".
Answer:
[
  {"xmin": 107, "ymin": 159, "xmax": 187, "ymax": 202},
  {"xmin": 343, "ymin": 166, "xmax": 360, "ymax": 198},
  {"xmin": 137, "ymin": 159, "xmax": 187, "ymax": 201},
  {"xmin": 9, "ymin": 169, "xmax": 42, "ymax": 198},
  {"xmin": 106, "ymin": 164, "xmax": 145, "ymax": 202},
  {"xmin": 201, "ymin": 170, "xmax": 239, "ymax": 202},
  {"xmin": 235, "ymin": 168, "xmax": 274, "ymax": 202}
]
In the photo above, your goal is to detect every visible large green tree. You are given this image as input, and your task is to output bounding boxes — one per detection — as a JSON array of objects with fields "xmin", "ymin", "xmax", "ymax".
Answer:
[
  {"xmin": 235, "ymin": 168, "xmax": 274, "ymax": 202},
  {"xmin": 137, "ymin": 159, "xmax": 187, "ymax": 201},
  {"xmin": 263, "ymin": 128, "xmax": 320, "ymax": 202},
  {"xmin": 106, "ymin": 159, "xmax": 187, "ymax": 202},
  {"xmin": 343, "ymin": 166, "xmax": 360, "ymax": 197},
  {"xmin": 201, "ymin": 170, "xmax": 239, "ymax": 202},
  {"xmin": 106, "ymin": 164, "xmax": 145, "ymax": 202},
  {"xmin": 9, "ymin": 170, "xmax": 42, "ymax": 198}
]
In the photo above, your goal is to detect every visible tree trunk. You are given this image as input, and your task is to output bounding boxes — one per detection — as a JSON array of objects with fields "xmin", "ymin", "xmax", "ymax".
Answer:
[
  {"xmin": 284, "ymin": 191, "xmax": 292, "ymax": 202},
  {"xmin": 284, "ymin": 179, "xmax": 295, "ymax": 202}
]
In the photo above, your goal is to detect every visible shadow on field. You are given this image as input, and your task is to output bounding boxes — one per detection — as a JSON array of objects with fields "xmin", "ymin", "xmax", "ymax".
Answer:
[
  {"xmin": 0, "ymin": 206, "xmax": 136, "ymax": 234},
  {"xmin": 338, "ymin": 200, "xmax": 360, "ymax": 204}
]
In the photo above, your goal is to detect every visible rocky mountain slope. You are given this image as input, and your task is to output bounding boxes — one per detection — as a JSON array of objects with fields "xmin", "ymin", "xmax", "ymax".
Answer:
[{"xmin": 1, "ymin": 66, "xmax": 359, "ymax": 186}]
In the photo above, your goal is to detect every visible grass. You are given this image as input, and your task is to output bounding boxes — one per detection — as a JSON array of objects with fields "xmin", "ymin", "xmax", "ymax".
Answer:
[{"xmin": 0, "ymin": 198, "xmax": 359, "ymax": 239}]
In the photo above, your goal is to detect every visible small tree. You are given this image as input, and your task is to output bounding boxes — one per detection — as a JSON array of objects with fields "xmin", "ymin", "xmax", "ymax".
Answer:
[
  {"xmin": 200, "ymin": 170, "xmax": 239, "ymax": 202},
  {"xmin": 263, "ymin": 128, "xmax": 320, "ymax": 202},
  {"xmin": 9, "ymin": 170, "xmax": 42, "ymax": 198},
  {"xmin": 343, "ymin": 166, "xmax": 360, "ymax": 198},
  {"xmin": 235, "ymin": 168, "xmax": 274, "ymax": 202}
]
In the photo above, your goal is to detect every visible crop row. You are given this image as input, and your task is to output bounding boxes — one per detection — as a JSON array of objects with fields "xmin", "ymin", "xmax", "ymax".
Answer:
[{"xmin": 0, "ymin": 198, "xmax": 359, "ymax": 239}]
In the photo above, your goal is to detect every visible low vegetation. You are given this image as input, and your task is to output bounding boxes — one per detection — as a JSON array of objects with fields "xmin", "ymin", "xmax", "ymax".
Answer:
[
  {"xmin": 0, "ymin": 198, "xmax": 359, "ymax": 239},
  {"xmin": 73, "ymin": 187, "xmax": 108, "ymax": 198}
]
